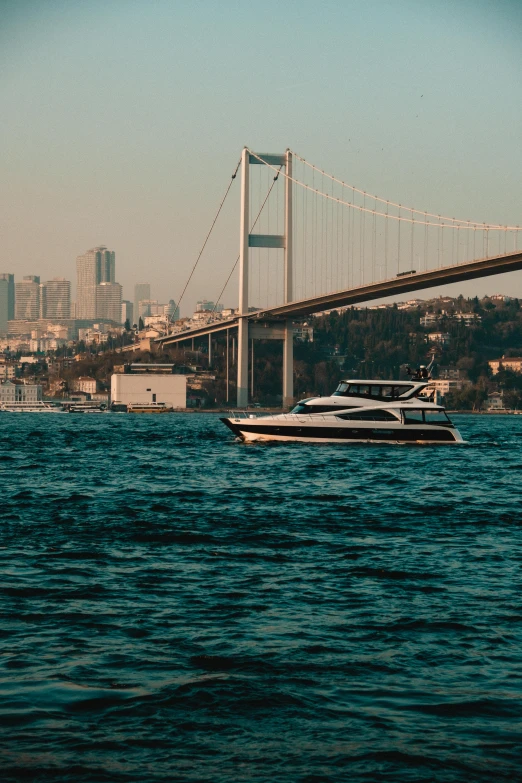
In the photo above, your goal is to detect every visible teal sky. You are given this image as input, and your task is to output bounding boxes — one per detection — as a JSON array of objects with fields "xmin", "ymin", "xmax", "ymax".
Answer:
[{"xmin": 1, "ymin": 0, "xmax": 522, "ymax": 314}]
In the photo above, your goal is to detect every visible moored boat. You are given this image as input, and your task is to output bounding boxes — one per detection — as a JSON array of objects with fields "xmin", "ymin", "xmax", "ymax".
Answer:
[
  {"xmin": 127, "ymin": 402, "xmax": 172, "ymax": 414},
  {"xmin": 0, "ymin": 401, "xmax": 64, "ymax": 413}
]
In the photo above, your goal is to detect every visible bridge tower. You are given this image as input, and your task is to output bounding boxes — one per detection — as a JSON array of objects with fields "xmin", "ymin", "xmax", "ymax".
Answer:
[{"xmin": 237, "ymin": 148, "xmax": 294, "ymax": 408}]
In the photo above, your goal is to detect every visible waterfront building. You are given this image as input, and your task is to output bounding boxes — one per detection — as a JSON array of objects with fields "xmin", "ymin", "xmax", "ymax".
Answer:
[
  {"xmin": 96, "ymin": 282, "xmax": 122, "ymax": 322},
  {"xmin": 489, "ymin": 358, "xmax": 522, "ymax": 375},
  {"xmin": 76, "ymin": 246, "xmax": 117, "ymax": 319},
  {"xmin": 0, "ymin": 274, "xmax": 15, "ymax": 332},
  {"xmin": 15, "ymin": 276, "xmax": 41, "ymax": 320},
  {"xmin": 73, "ymin": 377, "xmax": 98, "ymax": 395},
  {"xmin": 134, "ymin": 283, "xmax": 150, "ymax": 320},
  {"xmin": 486, "ymin": 391, "xmax": 505, "ymax": 410},
  {"xmin": 426, "ymin": 379, "xmax": 466, "ymax": 397},
  {"xmin": 0, "ymin": 380, "xmax": 42, "ymax": 403},
  {"xmin": 111, "ymin": 366, "xmax": 186, "ymax": 408},
  {"xmin": 41, "ymin": 278, "xmax": 71, "ymax": 319},
  {"xmin": 122, "ymin": 300, "xmax": 134, "ymax": 326}
]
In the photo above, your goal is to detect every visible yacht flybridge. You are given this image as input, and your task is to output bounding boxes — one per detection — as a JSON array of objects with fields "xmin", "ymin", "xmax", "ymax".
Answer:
[{"xmin": 221, "ymin": 377, "xmax": 463, "ymax": 444}]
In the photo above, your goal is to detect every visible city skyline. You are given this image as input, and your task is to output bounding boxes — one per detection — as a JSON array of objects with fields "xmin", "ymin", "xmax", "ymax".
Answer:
[{"xmin": 0, "ymin": 246, "xmax": 191, "ymax": 331}]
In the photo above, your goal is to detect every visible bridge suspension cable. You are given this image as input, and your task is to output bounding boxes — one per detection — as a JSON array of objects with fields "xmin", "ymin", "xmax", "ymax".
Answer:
[
  {"xmin": 173, "ymin": 156, "xmax": 241, "ymax": 320},
  {"xmin": 248, "ymin": 149, "xmax": 522, "ymax": 232},
  {"xmin": 210, "ymin": 164, "xmax": 283, "ymax": 314},
  {"xmin": 291, "ymin": 150, "xmax": 521, "ymax": 231}
]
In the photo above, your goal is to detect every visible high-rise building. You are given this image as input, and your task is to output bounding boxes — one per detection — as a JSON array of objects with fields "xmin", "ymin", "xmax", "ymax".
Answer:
[
  {"xmin": 41, "ymin": 277, "xmax": 71, "ymax": 319},
  {"xmin": 15, "ymin": 276, "xmax": 41, "ymax": 320},
  {"xmin": 0, "ymin": 274, "xmax": 15, "ymax": 333},
  {"xmin": 164, "ymin": 300, "xmax": 180, "ymax": 320},
  {"xmin": 77, "ymin": 246, "xmax": 117, "ymax": 319},
  {"xmin": 96, "ymin": 282, "xmax": 122, "ymax": 322},
  {"xmin": 138, "ymin": 299, "xmax": 157, "ymax": 319},
  {"xmin": 121, "ymin": 300, "xmax": 134, "ymax": 326},
  {"xmin": 77, "ymin": 249, "xmax": 99, "ymax": 319},
  {"xmin": 134, "ymin": 283, "xmax": 150, "ymax": 320},
  {"xmin": 196, "ymin": 299, "xmax": 223, "ymax": 312},
  {"xmin": 98, "ymin": 250, "xmax": 115, "ymax": 284}
]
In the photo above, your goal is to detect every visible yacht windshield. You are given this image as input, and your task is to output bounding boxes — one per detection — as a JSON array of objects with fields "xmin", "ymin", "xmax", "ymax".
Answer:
[{"xmin": 291, "ymin": 403, "xmax": 310, "ymax": 414}]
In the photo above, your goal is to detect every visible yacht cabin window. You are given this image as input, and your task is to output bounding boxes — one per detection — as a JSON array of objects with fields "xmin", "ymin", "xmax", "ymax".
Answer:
[
  {"xmin": 403, "ymin": 409, "xmax": 453, "ymax": 426},
  {"xmin": 336, "ymin": 409, "xmax": 398, "ymax": 421},
  {"xmin": 290, "ymin": 403, "xmax": 353, "ymax": 415},
  {"xmin": 334, "ymin": 383, "xmax": 414, "ymax": 400}
]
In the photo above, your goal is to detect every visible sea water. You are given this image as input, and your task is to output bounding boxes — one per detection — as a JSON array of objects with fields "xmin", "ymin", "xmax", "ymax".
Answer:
[{"xmin": 1, "ymin": 413, "xmax": 521, "ymax": 782}]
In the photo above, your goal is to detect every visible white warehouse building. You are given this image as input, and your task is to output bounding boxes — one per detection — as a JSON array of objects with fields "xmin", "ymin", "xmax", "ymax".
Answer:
[{"xmin": 111, "ymin": 372, "xmax": 186, "ymax": 408}]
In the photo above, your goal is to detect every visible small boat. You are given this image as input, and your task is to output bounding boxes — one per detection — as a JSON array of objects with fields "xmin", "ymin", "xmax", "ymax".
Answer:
[{"xmin": 221, "ymin": 373, "xmax": 463, "ymax": 444}]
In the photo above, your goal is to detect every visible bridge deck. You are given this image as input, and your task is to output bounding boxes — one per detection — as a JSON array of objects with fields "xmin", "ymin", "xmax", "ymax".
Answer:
[
  {"xmin": 255, "ymin": 250, "xmax": 522, "ymax": 319},
  {"xmin": 157, "ymin": 249, "xmax": 522, "ymax": 346}
]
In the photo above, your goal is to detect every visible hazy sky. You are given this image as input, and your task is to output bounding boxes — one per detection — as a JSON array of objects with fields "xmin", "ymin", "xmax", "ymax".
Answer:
[{"xmin": 1, "ymin": 0, "xmax": 522, "ymax": 315}]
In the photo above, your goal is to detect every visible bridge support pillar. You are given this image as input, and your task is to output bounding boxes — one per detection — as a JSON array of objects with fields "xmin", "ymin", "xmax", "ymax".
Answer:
[
  {"xmin": 237, "ymin": 317, "xmax": 249, "ymax": 407},
  {"xmin": 283, "ymin": 319, "xmax": 294, "ymax": 409},
  {"xmin": 237, "ymin": 146, "xmax": 250, "ymax": 407}
]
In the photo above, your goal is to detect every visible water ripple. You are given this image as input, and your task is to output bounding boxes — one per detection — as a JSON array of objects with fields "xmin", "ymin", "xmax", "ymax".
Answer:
[{"xmin": 0, "ymin": 413, "xmax": 521, "ymax": 782}]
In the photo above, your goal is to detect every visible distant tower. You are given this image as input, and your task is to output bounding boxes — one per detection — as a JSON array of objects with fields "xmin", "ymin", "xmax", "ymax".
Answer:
[
  {"xmin": 134, "ymin": 283, "xmax": 150, "ymax": 324},
  {"xmin": 96, "ymin": 282, "xmax": 122, "ymax": 323},
  {"xmin": 121, "ymin": 300, "xmax": 134, "ymax": 326},
  {"xmin": 165, "ymin": 299, "xmax": 180, "ymax": 320},
  {"xmin": 0, "ymin": 273, "xmax": 15, "ymax": 332},
  {"xmin": 15, "ymin": 275, "xmax": 41, "ymax": 320},
  {"xmin": 41, "ymin": 277, "xmax": 71, "ymax": 319},
  {"xmin": 76, "ymin": 246, "xmax": 117, "ymax": 319}
]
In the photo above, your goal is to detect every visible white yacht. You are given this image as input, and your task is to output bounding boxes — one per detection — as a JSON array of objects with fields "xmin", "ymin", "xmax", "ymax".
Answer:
[{"xmin": 221, "ymin": 377, "xmax": 463, "ymax": 444}]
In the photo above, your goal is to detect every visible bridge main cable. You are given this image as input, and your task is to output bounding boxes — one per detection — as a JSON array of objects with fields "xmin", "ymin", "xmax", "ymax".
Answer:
[
  {"xmin": 247, "ymin": 149, "xmax": 522, "ymax": 232},
  {"xmin": 174, "ymin": 156, "xmax": 242, "ymax": 319}
]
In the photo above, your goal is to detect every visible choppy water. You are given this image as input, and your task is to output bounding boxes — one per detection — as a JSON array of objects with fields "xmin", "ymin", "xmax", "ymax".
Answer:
[{"xmin": 1, "ymin": 413, "xmax": 522, "ymax": 782}]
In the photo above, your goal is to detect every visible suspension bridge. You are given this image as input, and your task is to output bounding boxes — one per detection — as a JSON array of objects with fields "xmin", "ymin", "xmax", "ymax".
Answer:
[{"xmin": 156, "ymin": 148, "xmax": 522, "ymax": 407}]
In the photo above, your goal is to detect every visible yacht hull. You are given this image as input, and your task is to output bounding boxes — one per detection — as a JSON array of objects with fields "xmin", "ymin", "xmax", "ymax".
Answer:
[{"xmin": 221, "ymin": 418, "xmax": 463, "ymax": 444}]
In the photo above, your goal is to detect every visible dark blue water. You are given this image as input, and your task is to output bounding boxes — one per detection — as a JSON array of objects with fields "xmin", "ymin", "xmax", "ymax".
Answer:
[{"xmin": 1, "ymin": 413, "xmax": 522, "ymax": 782}]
